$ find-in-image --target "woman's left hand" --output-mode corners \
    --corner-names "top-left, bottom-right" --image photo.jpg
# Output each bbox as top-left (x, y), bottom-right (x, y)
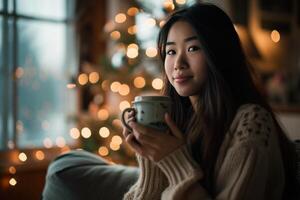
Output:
top-left (126, 113), bottom-right (185, 162)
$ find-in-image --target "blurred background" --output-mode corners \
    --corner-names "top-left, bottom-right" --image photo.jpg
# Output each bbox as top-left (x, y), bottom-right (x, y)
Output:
top-left (0, 0), bottom-right (299, 199)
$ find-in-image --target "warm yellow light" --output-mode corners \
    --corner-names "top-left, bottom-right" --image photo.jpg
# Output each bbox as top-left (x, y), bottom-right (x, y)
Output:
top-left (97, 109), bottom-right (109, 121)
top-left (112, 119), bottom-right (122, 128)
top-left (9, 178), bottom-right (17, 186)
top-left (146, 18), bottom-right (156, 27)
top-left (43, 138), bottom-right (53, 148)
top-left (110, 81), bottom-right (121, 92)
top-left (119, 84), bottom-right (130, 96)
top-left (176, 0), bottom-right (186, 4)
top-left (67, 83), bottom-right (76, 89)
top-left (146, 47), bottom-right (158, 58)
top-left (164, 0), bottom-right (175, 11)
top-left (271, 30), bottom-right (280, 43)
top-left (152, 78), bottom-right (163, 90)
top-left (112, 135), bottom-right (123, 145)
top-left (127, 48), bottom-right (138, 59)
top-left (101, 80), bottom-right (109, 91)
top-left (81, 127), bottom-right (92, 139)
top-left (56, 137), bottom-right (66, 148)
top-left (119, 101), bottom-right (130, 111)
top-left (61, 146), bottom-right (71, 153)
top-left (128, 43), bottom-right (138, 49)
top-left (89, 72), bottom-right (100, 83)
top-left (110, 142), bottom-right (120, 151)
top-left (98, 146), bottom-right (109, 156)
top-left (70, 128), bottom-right (80, 139)
top-left (133, 76), bottom-right (146, 88)
top-left (115, 13), bottom-right (127, 23)
top-left (35, 150), bottom-right (45, 161)
top-left (128, 25), bottom-right (137, 35)
top-left (15, 67), bottom-right (24, 79)
top-left (18, 152), bottom-right (27, 162)
top-left (99, 127), bottom-right (110, 138)
top-left (8, 166), bottom-right (16, 174)
top-left (110, 31), bottom-right (121, 40)
top-left (159, 20), bottom-right (166, 28)
top-left (78, 73), bottom-right (88, 85)
top-left (127, 7), bottom-right (139, 16)
top-left (104, 20), bottom-right (114, 33)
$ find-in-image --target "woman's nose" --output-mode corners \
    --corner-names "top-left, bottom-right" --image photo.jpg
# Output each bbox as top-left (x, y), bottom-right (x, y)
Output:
top-left (174, 52), bottom-right (187, 70)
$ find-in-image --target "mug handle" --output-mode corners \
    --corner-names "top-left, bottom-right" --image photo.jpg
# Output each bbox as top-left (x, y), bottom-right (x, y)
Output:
top-left (121, 107), bottom-right (136, 132)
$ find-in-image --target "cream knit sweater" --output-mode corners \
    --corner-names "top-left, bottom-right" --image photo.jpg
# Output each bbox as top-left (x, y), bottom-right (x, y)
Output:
top-left (123, 104), bottom-right (285, 200)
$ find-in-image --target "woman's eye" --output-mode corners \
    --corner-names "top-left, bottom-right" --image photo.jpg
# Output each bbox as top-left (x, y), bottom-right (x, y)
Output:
top-left (166, 49), bottom-right (176, 55)
top-left (188, 46), bottom-right (200, 52)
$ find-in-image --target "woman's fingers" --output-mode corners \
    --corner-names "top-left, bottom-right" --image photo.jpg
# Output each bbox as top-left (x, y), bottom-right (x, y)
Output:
top-left (165, 113), bottom-right (183, 139)
top-left (125, 134), bottom-right (143, 155)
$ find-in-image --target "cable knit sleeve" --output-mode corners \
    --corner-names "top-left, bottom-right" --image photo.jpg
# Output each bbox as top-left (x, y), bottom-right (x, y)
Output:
top-left (156, 104), bottom-right (281, 200)
top-left (123, 154), bottom-right (168, 200)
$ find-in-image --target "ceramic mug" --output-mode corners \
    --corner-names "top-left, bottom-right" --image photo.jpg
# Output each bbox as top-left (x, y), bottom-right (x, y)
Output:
top-left (121, 96), bottom-right (171, 131)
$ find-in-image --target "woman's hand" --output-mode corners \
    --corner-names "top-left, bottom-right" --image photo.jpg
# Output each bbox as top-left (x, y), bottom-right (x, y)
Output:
top-left (122, 113), bottom-right (185, 162)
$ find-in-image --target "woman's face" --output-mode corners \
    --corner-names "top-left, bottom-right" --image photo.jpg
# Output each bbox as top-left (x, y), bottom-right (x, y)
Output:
top-left (164, 21), bottom-right (207, 97)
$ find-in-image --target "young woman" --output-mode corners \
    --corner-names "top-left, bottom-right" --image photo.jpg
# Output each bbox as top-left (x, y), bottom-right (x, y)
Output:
top-left (123, 3), bottom-right (298, 200)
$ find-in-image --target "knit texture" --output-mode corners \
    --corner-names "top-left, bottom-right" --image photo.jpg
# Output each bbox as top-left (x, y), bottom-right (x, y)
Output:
top-left (123, 104), bottom-right (285, 200)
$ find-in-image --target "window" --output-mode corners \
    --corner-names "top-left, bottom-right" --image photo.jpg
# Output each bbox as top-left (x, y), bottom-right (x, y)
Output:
top-left (0, 0), bottom-right (77, 150)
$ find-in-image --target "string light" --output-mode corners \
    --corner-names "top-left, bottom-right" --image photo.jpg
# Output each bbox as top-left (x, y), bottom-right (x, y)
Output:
top-left (69, 128), bottom-right (80, 139)
top-left (146, 47), bottom-right (158, 57)
top-left (176, 0), bottom-right (186, 4)
top-left (271, 30), bottom-right (280, 43)
top-left (35, 150), bottom-right (45, 161)
top-left (101, 80), bottom-right (110, 91)
top-left (89, 72), bottom-right (100, 83)
top-left (56, 137), bottom-right (66, 148)
top-left (110, 81), bottom-right (121, 92)
top-left (8, 166), bottom-right (16, 174)
top-left (112, 135), bottom-right (123, 145)
top-left (43, 138), bottom-right (53, 148)
top-left (78, 73), bottom-right (88, 85)
top-left (81, 127), bottom-right (92, 139)
top-left (97, 109), bottom-right (109, 121)
top-left (115, 13), bottom-right (127, 23)
top-left (99, 127), bottom-right (110, 138)
top-left (112, 119), bottom-right (122, 128)
top-left (98, 146), bottom-right (109, 156)
top-left (15, 67), bottom-right (24, 79)
top-left (152, 78), bottom-right (164, 90)
top-left (9, 178), bottom-right (17, 186)
top-left (146, 18), bottom-right (156, 27)
top-left (110, 31), bottom-right (121, 40)
top-left (127, 7), bottom-right (139, 16)
top-left (119, 101), bottom-right (130, 111)
top-left (128, 25), bottom-right (137, 35)
top-left (127, 43), bottom-right (139, 59)
top-left (110, 142), bottom-right (121, 151)
top-left (104, 20), bottom-right (115, 33)
top-left (18, 152), bottom-right (27, 162)
top-left (118, 84), bottom-right (130, 96)
top-left (159, 20), bottom-right (166, 27)
top-left (133, 76), bottom-right (146, 88)
top-left (163, 0), bottom-right (175, 11)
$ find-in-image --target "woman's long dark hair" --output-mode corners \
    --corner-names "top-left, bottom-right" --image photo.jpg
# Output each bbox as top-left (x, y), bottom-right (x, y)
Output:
top-left (158, 3), bottom-right (298, 198)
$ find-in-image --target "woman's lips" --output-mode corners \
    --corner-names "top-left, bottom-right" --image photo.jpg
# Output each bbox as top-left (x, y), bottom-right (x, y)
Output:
top-left (173, 76), bottom-right (192, 83)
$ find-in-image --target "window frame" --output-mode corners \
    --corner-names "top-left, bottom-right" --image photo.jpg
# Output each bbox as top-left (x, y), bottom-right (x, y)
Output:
top-left (0, 0), bottom-right (78, 171)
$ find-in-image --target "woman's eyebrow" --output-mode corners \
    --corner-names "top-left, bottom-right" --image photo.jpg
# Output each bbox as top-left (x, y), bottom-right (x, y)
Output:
top-left (166, 36), bottom-right (198, 46)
